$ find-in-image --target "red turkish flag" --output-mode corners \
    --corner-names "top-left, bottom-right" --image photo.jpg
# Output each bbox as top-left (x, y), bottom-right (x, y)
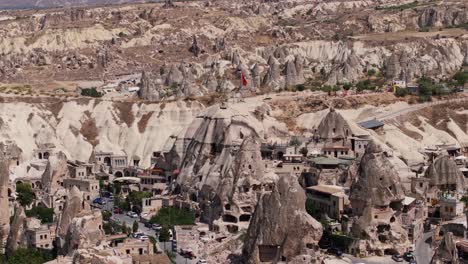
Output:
top-left (241, 72), bottom-right (248, 87)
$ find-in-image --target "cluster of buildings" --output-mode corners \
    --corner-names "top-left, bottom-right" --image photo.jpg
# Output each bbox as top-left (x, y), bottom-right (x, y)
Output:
top-left (0, 140), bottom-right (178, 263)
top-left (3, 104), bottom-right (468, 262)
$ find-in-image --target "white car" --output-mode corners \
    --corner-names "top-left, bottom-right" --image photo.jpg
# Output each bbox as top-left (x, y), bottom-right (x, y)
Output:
top-left (139, 235), bottom-right (149, 240)
top-left (132, 232), bottom-right (144, 238)
top-left (127, 211), bottom-right (138, 218)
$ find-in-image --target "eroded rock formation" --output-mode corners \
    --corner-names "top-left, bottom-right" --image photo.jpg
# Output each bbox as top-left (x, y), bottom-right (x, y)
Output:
top-left (316, 108), bottom-right (351, 141)
top-left (5, 206), bottom-right (27, 255)
top-left (242, 174), bottom-right (323, 263)
top-left (170, 104), bottom-right (286, 229)
top-left (431, 232), bottom-right (459, 264)
top-left (424, 154), bottom-right (466, 192)
top-left (349, 141), bottom-right (409, 256)
top-left (56, 186), bottom-right (104, 255)
top-left (0, 150), bottom-right (10, 252)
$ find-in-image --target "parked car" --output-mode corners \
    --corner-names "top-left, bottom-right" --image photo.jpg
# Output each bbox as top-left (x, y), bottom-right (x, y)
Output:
top-left (113, 207), bottom-right (122, 214)
top-left (144, 222), bottom-right (152, 228)
top-left (392, 254), bottom-right (404, 262)
top-left (139, 235), bottom-right (149, 240)
top-left (196, 260), bottom-right (208, 264)
top-left (127, 211), bottom-right (138, 218)
top-left (93, 198), bottom-right (104, 205)
top-left (403, 251), bottom-right (415, 262)
top-left (327, 247), bottom-right (343, 257)
top-left (132, 232), bottom-right (145, 238)
top-left (152, 224), bottom-right (162, 231)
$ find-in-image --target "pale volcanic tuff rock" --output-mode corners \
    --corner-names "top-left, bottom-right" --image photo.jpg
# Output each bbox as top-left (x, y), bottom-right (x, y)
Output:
top-left (349, 141), bottom-right (409, 255)
top-left (0, 151), bottom-right (10, 252)
top-left (350, 141), bottom-right (405, 214)
top-left (242, 174), bottom-right (323, 264)
top-left (424, 154), bottom-right (466, 192)
top-left (56, 186), bottom-right (104, 255)
top-left (315, 107), bottom-right (352, 140)
top-left (431, 232), bottom-right (459, 264)
top-left (170, 104), bottom-right (287, 224)
top-left (41, 151), bottom-right (69, 193)
top-left (139, 70), bottom-right (163, 101)
top-left (5, 206), bottom-right (27, 255)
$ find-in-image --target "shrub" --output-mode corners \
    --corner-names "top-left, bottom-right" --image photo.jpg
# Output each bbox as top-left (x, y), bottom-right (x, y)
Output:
top-left (25, 206), bottom-right (54, 224)
top-left (150, 207), bottom-right (195, 228)
top-left (296, 84), bottom-right (306, 91)
top-left (394, 87), bottom-right (409, 97)
top-left (102, 210), bottom-right (112, 221)
top-left (342, 82), bottom-right (352, 90)
top-left (453, 71), bottom-right (468, 87)
top-left (80, 88), bottom-right (102, 98)
top-left (16, 182), bottom-right (35, 207)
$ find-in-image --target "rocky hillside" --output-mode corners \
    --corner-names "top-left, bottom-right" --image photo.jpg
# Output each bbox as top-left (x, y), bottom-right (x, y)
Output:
top-left (2, 93), bottom-right (468, 180)
top-left (0, 97), bottom-right (203, 168)
top-left (0, 0), bottom-right (466, 99)
top-left (0, 0), bottom-right (143, 9)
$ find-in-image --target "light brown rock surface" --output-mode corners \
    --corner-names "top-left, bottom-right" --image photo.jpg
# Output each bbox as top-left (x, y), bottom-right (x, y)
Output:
top-left (425, 154), bottom-right (466, 192)
top-left (5, 205), bottom-right (27, 255)
top-left (0, 150), bottom-right (10, 252)
top-left (56, 186), bottom-right (104, 255)
top-left (431, 232), bottom-right (459, 264)
top-left (349, 141), bottom-right (409, 256)
top-left (242, 174), bottom-right (322, 264)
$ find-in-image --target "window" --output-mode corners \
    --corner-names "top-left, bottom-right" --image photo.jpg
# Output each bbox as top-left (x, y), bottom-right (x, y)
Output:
top-left (419, 182), bottom-right (423, 188)
top-left (40, 235), bottom-right (43, 239)
top-left (44, 235), bottom-right (47, 239)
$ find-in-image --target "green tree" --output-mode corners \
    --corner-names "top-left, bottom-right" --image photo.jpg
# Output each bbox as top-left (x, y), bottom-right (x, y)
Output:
top-left (132, 220), bottom-right (139, 233)
top-left (122, 222), bottom-right (127, 234)
top-left (25, 206), bottom-right (54, 224)
top-left (289, 137), bottom-right (302, 147)
top-left (80, 88), bottom-right (102, 98)
top-left (103, 222), bottom-right (113, 235)
top-left (149, 236), bottom-right (158, 253)
top-left (299, 147), bottom-right (308, 157)
top-left (16, 183), bottom-right (35, 207)
top-left (102, 210), bottom-right (112, 221)
top-left (159, 226), bottom-right (171, 242)
top-left (356, 79), bottom-right (374, 92)
top-left (453, 71), bottom-right (468, 87)
top-left (394, 87), bottom-right (408, 97)
top-left (296, 84), bottom-right (306, 91)
top-left (150, 207), bottom-right (195, 228)
top-left (367, 69), bottom-right (377, 77)
top-left (6, 248), bottom-right (51, 264)
top-left (342, 82), bottom-right (352, 90)
top-left (126, 191), bottom-right (152, 213)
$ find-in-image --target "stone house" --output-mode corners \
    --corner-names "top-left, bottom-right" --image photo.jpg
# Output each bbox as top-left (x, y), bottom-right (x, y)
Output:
top-left (26, 224), bottom-right (55, 250)
top-left (63, 178), bottom-right (100, 201)
top-left (306, 185), bottom-right (348, 220)
top-left (114, 238), bottom-right (154, 256)
top-left (439, 195), bottom-right (465, 220)
top-left (401, 196), bottom-right (427, 244)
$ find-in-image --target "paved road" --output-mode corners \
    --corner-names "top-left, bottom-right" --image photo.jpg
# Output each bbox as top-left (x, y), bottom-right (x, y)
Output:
top-left (343, 254), bottom-right (400, 264)
top-left (415, 231), bottom-right (434, 264)
top-left (105, 202), bottom-right (195, 264)
top-left (372, 97), bottom-right (468, 122)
